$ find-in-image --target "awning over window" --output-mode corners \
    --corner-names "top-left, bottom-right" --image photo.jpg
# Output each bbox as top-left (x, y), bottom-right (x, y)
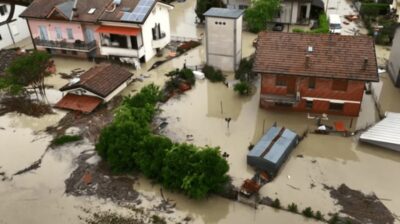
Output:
top-left (96, 26), bottom-right (141, 36)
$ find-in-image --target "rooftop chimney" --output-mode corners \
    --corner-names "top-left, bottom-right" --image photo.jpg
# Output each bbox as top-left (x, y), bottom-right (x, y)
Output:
top-left (363, 57), bottom-right (368, 70)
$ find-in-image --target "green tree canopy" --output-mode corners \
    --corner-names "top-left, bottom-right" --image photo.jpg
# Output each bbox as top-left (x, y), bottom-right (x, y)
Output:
top-left (3, 51), bottom-right (52, 98)
top-left (244, 0), bottom-right (281, 33)
top-left (195, 0), bottom-right (224, 23)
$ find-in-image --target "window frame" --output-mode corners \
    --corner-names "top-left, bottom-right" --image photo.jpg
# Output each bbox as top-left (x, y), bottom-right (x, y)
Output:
top-left (66, 28), bottom-right (74, 40)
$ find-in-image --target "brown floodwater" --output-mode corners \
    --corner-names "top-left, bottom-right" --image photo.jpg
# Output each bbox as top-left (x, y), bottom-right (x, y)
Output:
top-left (159, 77), bottom-right (400, 220)
top-left (2, 0), bottom-right (400, 223)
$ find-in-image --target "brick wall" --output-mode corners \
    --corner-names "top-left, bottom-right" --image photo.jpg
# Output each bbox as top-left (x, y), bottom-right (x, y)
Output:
top-left (260, 74), bottom-right (365, 116)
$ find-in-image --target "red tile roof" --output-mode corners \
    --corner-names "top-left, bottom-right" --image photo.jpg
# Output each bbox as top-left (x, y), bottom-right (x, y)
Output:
top-left (60, 63), bottom-right (133, 98)
top-left (253, 32), bottom-right (379, 82)
top-left (55, 93), bottom-right (102, 113)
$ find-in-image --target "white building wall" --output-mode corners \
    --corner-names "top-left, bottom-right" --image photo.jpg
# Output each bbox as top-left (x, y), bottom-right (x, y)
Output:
top-left (0, 5), bottom-right (30, 49)
top-left (274, 1), bottom-right (311, 24)
top-left (224, 0), bottom-right (251, 9)
top-left (141, 3), bottom-right (172, 62)
top-left (388, 27), bottom-right (400, 87)
top-left (235, 15), bottom-right (242, 69)
top-left (206, 15), bottom-right (242, 71)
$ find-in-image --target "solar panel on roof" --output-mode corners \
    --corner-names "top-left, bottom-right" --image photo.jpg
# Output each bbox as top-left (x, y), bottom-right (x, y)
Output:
top-left (121, 0), bottom-right (155, 23)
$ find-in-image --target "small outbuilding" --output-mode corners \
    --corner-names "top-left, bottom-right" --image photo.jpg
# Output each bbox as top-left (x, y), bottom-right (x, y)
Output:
top-left (56, 63), bottom-right (133, 113)
top-left (204, 7), bottom-right (243, 71)
top-left (247, 126), bottom-right (299, 177)
top-left (360, 112), bottom-right (400, 152)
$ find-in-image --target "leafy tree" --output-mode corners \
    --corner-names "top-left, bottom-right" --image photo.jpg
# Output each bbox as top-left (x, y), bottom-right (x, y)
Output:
top-left (135, 135), bottom-right (172, 180)
top-left (96, 121), bottom-right (150, 172)
top-left (195, 0), bottom-right (224, 23)
top-left (5, 51), bottom-right (52, 100)
top-left (181, 147), bottom-right (229, 198)
top-left (162, 144), bottom-right (197, 190)
top-left (244, 0), bottom-right (281, 33)
top-left (123, 84), bottom-right (162, 108)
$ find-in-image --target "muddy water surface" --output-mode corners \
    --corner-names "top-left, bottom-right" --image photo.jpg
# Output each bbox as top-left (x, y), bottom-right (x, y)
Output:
top-left (159, 77), bottom-right (400, 220)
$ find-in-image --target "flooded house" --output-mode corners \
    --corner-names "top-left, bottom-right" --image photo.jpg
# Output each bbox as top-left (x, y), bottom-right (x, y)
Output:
top-left (55, 63), bottom-right (133, 113)
top-left (0, 4), bottom-right (30, 49)
top-left (20, 0), bottom-right (173, 63)
top-left (204, 8), bottom-right (243, 71)
top-left (388, 26), bottom-right (400, 87)
top-left (253, 32), bottom-right (379, 117)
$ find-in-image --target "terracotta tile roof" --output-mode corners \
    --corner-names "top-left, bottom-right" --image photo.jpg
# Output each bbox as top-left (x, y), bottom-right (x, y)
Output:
top-left (60, 63), bottom-right (133, 98)
top-left (55, 93), bottom-right (102, 113)
top-left (20, 0), bottom-right (112, 23)
top-left (253, 32), bottom-right (379, 82)
top-left (0, 49), bottom-right (23, 76)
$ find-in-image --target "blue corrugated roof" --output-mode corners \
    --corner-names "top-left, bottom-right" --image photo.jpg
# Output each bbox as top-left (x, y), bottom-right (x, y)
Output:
top-left (248, 127), bottom-right (297, 164)
top-left (264, 130), bottom-right (297, 163)
top-left (248, 127), bottom-right (281, 157)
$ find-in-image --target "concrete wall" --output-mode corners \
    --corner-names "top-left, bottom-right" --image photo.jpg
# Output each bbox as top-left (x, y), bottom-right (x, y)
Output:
top-left (0, 5), bottom-right (30, 49)
top-left (260, 74), bottom-right (366, 116)
top-left (205, 15), bottom-right (242, 71)
top-left (388, 27), bottom-right (400, 87)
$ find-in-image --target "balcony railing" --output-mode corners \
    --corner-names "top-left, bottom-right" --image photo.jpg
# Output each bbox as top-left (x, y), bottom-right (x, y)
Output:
top-left (34, 38), bottom-right (97, 52)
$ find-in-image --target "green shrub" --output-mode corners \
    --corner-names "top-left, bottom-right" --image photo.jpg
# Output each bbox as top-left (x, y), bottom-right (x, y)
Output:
top-left (315, 211), bottom-right (324, 220)
top-left (328, 213), bottom-right (340, 224)
top-left (162, 144), bottom-right (229, 199)
top-left (360, 3), bottom-right (390, 17)
top-left (202, 65), bottom-right (225, 82)
top-left (235, 57), bottom-right (254, 81)
top-left (234, 81), bottom-right (251, 95)
top-left (302, 207), bottom-right (314, 218)
top-left (123, 84), bottom-right (162, 108)
top-left (287, 203), bottom-right (298, 213)
top-left (312, 13), bottom-right (329, 34)
top-left (52, 135), bottom-right (82, 146)
top-left (292, 28), bottom-right (306, 33)
top-left (271, 198), bottom-right (281, 208)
